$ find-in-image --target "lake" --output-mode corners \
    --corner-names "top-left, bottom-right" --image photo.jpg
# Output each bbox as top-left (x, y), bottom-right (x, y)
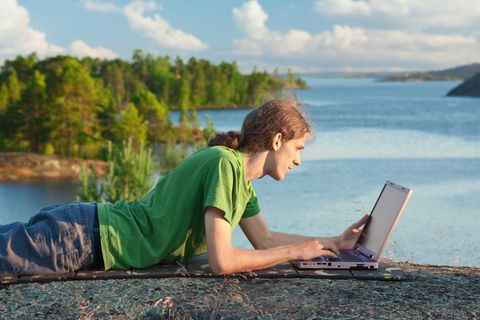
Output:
top-left (1, 78), bottom-right (479, 267)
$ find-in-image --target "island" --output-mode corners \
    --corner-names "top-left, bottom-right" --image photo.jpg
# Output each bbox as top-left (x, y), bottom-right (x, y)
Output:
top-left (447, 72), bottom-right (480, 97)
top-left (378, 63), bottom-right (480, 82)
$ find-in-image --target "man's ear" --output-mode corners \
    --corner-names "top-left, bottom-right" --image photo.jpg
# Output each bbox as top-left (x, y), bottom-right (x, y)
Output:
top-left (272, 133), bottom-right (283, 151)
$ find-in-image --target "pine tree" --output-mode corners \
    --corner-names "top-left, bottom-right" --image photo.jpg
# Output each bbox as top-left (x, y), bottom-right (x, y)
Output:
top-left (133, 90), bottom-right (169, 141)
top-left (111, 102), bottom-right (148, 148)
top-left (77, 139), bottom-right (154, 203)
top-left (191, 66), bottom-right (206, 107)
top-left (0, 84), bottom-right (9, 112)
top-left (45, 57), bottom-right (103, 157)
top-left (18, 70), bottom-right (49, 153)
top-left (7, 70), bottom-right (22, 103)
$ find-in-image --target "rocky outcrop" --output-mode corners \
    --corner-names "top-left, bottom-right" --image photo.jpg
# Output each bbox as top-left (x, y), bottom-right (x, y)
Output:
top-left (447, 72), bottom-right (480, 97)
top-left (0, 262), bottom-right (478, 319)
top-left (0, 152), bottom-right (107, 181)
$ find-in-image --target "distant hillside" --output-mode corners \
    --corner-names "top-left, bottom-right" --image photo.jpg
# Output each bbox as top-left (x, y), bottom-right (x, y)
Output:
top-left (447, 72), bottom-right (480, 97)
top-left (302, 71), bottom-right (401, 79)
top-left (379, 63), bottom-right (480, 82)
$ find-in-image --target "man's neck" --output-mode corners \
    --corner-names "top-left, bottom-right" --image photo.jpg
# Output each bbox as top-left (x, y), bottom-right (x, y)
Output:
top-left (241, 150), bottom-right (268, 181)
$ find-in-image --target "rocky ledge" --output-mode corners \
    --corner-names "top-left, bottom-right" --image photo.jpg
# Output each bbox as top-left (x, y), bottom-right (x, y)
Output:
top-left (0, 152), bottom-right (106, 182)
top-left (0, 262), bottom-right (478, 319)
top-left (447, 72), bottom-right (480, 97)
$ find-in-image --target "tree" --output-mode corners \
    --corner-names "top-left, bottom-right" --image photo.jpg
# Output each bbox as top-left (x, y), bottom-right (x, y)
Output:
top-left (101, 60), bottom-right (131, 109)
top-left (17, 70), bottom-right (49, 153)
top-left (178, 69), bottom-right (192, 125)
top-left (78, 139), bottom-right (154, 203)
top-left (146, 56), bottom-right (172, 104)
top-left (45, 56), bottom-right (103, 157)
top-left (6, 70), bottom-right (22, 103)
top-left (0, 84), bottom-right (8, 112)
top-left (133, 90), bottom-right (169, 141)
top-left (0, 51), bottom-right (304, 156)
top-left (0, 70), bottom-right (28, 151)
top-left (111, 102), bottom-right (148, 148)
top-left (190, 65), bottom-right (206, 107)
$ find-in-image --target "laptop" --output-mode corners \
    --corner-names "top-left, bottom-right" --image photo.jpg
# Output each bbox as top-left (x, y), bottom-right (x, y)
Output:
top-left (293, 180), bottom-right (412, 270)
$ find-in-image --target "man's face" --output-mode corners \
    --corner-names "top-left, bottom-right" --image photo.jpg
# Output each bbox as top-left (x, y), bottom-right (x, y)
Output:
top-left (267, 135), bottom-right (306, 181)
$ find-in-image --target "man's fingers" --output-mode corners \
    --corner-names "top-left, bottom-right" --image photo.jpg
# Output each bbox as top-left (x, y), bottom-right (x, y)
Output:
top-left (352, 214), bottom-right (369, 229)
top-left (323, 244), bottom-right (340, 256)
top-left (320, 250), bottom-right (338, 258)
top-left (310, 239), bottom-right (340, 256)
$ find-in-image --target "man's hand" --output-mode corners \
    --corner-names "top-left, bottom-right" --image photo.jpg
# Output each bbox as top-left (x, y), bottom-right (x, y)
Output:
top-left (295, 239), bottom-right (339, 260)
top-left (337, 214), bottom-right (370, 250)
top-left (205, 208), bottom-right (340, 274)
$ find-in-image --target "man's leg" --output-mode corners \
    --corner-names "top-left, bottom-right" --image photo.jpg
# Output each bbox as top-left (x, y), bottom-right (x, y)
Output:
top-left (0, 202), bottom-right (98, 275)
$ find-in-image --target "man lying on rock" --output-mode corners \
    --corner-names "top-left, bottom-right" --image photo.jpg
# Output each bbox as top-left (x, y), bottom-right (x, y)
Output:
top-left (0, 99), bottom-right (367, 276)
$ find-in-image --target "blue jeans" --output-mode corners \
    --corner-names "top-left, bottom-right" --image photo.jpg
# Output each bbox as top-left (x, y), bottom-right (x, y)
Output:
top-left (0, 202), bottom-right (100, 276)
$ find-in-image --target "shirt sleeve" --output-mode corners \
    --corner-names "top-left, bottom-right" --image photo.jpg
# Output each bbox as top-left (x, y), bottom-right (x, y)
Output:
top-left (242, 188), bottom-right (260, 218)
top-left (203, 157), bottom-right (237, 224)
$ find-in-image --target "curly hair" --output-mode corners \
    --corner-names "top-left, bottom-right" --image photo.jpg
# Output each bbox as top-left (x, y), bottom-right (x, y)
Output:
top-left (208, 99), bottom-right (312, 152)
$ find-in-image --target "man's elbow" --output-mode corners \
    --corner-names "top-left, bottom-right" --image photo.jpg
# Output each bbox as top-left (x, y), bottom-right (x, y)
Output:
top-left (210, 265), bottom-right (230, 275)
top-left (208, 254), bottom-right (234, 275)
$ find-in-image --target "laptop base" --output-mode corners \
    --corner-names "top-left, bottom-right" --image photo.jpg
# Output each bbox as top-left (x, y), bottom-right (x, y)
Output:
top-left (293, 250), bottom-right (379, 270)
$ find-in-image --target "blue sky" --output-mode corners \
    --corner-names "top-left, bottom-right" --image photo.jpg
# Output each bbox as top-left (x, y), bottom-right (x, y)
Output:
top-left (1, 0), bottom-right (479, 73)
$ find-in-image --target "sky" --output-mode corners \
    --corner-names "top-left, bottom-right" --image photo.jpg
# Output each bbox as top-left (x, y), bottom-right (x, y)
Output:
top-left (1, 0), bottom-right (480, 73)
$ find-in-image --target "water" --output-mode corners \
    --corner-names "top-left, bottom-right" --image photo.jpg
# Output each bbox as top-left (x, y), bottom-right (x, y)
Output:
top-left (1, 78), bottom-right (479, 267)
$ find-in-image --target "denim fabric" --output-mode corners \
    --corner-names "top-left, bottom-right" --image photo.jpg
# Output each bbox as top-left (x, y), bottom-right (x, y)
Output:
top-left (0, 202), bottom-right (98, 275)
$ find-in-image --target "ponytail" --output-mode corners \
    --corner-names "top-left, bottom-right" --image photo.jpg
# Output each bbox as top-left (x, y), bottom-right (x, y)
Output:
top-left (208, 131), bottom-right (243, 150)
top-left (208, 99), bottom-right (312, 153)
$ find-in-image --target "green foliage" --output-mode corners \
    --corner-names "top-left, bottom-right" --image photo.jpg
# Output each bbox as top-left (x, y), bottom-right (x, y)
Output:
top-left (17, 70), bottom-right (49, 153)
top-left (133, 90), bottom-right (169, 141)
top-left (77, 139), bottom-right (154, 203)
top-left (43, 56), bottom-right (104, 157)
top-left (0, 51), bottom-right (306, 158)
top-left (285, 69), bottom-right (308, 89)
top-left (162, 139), bottom-right (193, 170)
top-left (111, 102), bottom-right (148, 148)
top-left (78, 161), bottom-right (100, 202)
top-left (203, 115), bottom-right (216, 143)
top-left (6, 70), bottom-right (22, 103)
top-left (0, 84), bottom-right (9, 112)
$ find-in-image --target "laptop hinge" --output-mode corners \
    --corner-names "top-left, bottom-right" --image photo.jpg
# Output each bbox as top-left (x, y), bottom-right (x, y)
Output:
top-left (355, 244), bottom-right (377, 261)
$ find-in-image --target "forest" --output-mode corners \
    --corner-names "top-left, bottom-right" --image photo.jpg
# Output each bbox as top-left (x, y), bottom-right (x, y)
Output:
top-left (0, 50), bottom-right (306, 159)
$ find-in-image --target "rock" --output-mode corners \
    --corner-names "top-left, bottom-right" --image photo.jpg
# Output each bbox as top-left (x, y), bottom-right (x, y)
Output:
top-left (0, 262), bottom-right (479, 319)
top-left (0, 152), bottom-right (107, 181)
top-left (447, 72), bottom-right (480, 97)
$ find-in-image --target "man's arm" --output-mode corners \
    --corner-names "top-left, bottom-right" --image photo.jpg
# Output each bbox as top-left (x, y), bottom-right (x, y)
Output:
top-left (204, 207), bottom-right (338, 275)
top-left (239, 213), bottom-right (369, 251)
top-left (239, 213), bottom-right (339, 249)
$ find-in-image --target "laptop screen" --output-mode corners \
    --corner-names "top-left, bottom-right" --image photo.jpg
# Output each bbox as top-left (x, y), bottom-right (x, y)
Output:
top-left (357, 182), bottom-right (411, 259)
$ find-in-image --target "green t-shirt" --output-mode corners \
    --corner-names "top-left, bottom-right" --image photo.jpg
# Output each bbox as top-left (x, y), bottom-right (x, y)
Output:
top-left (97, 146), bottom-right (260, 270)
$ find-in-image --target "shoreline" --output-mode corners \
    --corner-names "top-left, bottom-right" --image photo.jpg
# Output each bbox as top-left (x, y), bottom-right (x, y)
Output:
top-left (0, 152), bottom-right (107, 182)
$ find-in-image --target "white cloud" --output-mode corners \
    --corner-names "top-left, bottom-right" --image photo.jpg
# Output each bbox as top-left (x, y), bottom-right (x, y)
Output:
top-left (123, 1), bottom-right (207, 51)
top-left (82, 0), bottom-right (120, 13)
top-left (232, 2), bottom-right (370, 57)
top-left (69, 40), bottom-right (119, 59)
top-left (232, 1), bottom-right (315, 56)
top-left (81, 0), bottom-right (207, 52)
top-left (0, 0), bottom-right (64, 63)
top-left (314, 0), bottom-right (373, 15)
top-left (232, 1), bottom-right (269, 40)
top-left (314, 0), bottom-right (480, 29)
top-left (232, 0), bottom-right (480, 71)
top-left (232, 39), bottom-right (263, 56)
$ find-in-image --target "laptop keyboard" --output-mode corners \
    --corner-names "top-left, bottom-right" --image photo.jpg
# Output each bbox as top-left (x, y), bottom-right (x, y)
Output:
top-left (320, 251), bottom-right (366, 262)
